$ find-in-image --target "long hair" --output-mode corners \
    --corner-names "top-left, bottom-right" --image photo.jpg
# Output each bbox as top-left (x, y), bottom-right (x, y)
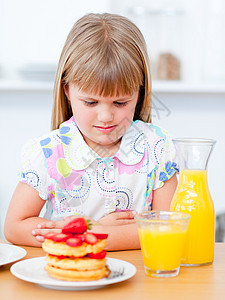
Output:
top-left (51, 13), bottom-right (152, 130)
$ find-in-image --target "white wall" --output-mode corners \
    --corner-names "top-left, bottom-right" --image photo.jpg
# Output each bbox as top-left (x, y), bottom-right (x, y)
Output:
top-left (111, 0), bottom-right (225, 82)
top-left (0, 0), bottom-right (111, 78)
top-left (1, 0), bottom-right (225, 82)
top-left (152, 91), bottom-right (225, 215)
top-left (0, 90), bottom-right (53, 238)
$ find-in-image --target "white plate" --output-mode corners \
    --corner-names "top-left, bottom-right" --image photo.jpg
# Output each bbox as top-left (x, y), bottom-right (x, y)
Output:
top-left (0, 244), bottom-right (27, 266)
top-left (10, 257), bottom-right (136, 290)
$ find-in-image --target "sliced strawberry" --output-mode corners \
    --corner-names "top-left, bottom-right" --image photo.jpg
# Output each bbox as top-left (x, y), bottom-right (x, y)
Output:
top-left (51, 233), bottom-right (73, 242)
top-left (62, 217), bottom-right (92, 234)
top-left (75, 234), bottom-right (85, 242)
top-left (84, 233), bottom-right (98, 245)
top-left (44, 232), bottom-right (57, 240)
top-left (88, 250), bottom-right (107, 259)
top-left (49, 254), bottom-right (87, 259)
top-left (66, 237), bottom-right (83, 247)
top-left (49, 254), bottom-right (68, 259)
top-left (89, 232), bottom-right (108, 240)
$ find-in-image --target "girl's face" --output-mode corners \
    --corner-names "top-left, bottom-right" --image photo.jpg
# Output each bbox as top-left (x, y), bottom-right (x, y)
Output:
top-left (65, 84), bottom-right (139, 156)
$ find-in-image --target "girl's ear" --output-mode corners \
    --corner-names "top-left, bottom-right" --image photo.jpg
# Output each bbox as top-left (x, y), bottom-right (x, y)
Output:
top-left (63, 84), bottom-right (70, 100)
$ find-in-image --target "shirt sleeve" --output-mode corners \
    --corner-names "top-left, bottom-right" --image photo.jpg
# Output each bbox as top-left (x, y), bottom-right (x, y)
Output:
top-left (153, 134), bottom-right (179, 190)
top-left (19, 138), bottom-right (49, 200)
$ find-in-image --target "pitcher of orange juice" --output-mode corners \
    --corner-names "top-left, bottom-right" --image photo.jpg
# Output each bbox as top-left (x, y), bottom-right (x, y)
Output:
top-left (170, 138), bottom-right (216, 266)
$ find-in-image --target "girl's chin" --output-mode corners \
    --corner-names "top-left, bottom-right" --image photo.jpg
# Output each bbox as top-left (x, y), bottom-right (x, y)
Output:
top-left (82, 131), bottom-right (122, 148)
top-left (96, 139), bottom-right (120, 147)
top-left (88, 137), bottom-right (121, 149)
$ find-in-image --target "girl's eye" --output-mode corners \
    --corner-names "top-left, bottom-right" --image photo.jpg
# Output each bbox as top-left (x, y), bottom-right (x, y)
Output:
top-left (84, 101), bottom-right (97, 106)
top-left (114, 101), bottom-right (127, 107)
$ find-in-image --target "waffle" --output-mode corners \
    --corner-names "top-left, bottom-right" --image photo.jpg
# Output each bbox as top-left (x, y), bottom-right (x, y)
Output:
top-left (46, 253), bottom-right (107, 269)
top-left (42, 218), bottom-right (110, 281)
top-left (42, 238), bottom-right (106, 257)
top-left (45, 263), bottom-right (110, 281)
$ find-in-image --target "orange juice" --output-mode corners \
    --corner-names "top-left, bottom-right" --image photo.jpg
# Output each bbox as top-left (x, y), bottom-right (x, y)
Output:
top-left (170, 170), bottom-right (215, 265)
top-left (138, 225), bottom-right (187, 271)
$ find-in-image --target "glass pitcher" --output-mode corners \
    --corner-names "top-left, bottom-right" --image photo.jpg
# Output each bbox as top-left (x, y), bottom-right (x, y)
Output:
top-left (170, 138), bottom-right (216, 266)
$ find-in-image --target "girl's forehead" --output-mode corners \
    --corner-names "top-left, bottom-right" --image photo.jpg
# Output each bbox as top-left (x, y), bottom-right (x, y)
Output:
top-left (74, 84), bottom-right (138, 99)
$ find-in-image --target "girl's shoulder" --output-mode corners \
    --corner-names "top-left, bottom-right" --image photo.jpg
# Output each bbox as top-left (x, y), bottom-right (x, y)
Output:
top-left (39, 128), bottom-right (62, 148)
top-left (21, 117), bottom-right (77, 162)
top-left (21, 117), bottom-right (75, 160)
top-left (21, 128), bottom-right (60, 158)
top-left (133, 120), bottom-right (172, 141)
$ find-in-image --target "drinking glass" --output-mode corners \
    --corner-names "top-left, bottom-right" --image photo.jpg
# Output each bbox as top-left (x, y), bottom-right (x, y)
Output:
top-left (135, 211), bottom-right (190, 278)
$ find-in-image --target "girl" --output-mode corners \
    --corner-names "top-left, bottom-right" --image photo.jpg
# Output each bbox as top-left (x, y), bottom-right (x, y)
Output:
top-left (4, 13), bottom-right (178, 249)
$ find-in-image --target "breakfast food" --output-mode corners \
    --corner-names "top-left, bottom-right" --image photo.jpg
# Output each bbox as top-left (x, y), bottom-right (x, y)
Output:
top-left (42, 218), bottom-right (110, 281)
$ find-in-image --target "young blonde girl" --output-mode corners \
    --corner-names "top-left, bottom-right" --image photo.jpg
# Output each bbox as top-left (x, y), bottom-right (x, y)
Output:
top-left (4, 13), bottom-right (178, 249)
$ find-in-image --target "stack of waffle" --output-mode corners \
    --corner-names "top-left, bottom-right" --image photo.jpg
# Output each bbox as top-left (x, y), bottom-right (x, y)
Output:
top-left (42, 218), bottom-right (110, 281)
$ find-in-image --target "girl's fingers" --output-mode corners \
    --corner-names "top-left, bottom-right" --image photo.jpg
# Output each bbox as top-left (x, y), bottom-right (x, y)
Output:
top-left (37, 220), bottom-right (66, 229)
top-left (32, 228), bottom-right (60, 236)
top-left (115, 210), bottom-right (137, 220)
top-left (37, 221), bottom-right (56, 229)
top-left (116, 219), bottom-right (136, 225)
top-left (35, 235), bottom-right (45, 243)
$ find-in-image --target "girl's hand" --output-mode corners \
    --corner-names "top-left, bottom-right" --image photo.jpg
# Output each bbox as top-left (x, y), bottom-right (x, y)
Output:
top-left (31, 219), bottom-right (65, 243)
top-left (31, 216), bottom-right (98, 243)
top-left (98, 210), bottom-right (137, 226)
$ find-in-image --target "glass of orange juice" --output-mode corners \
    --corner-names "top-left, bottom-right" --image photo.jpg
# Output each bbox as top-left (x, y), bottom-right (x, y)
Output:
top-left (135, 211), bottom-right (190, 278)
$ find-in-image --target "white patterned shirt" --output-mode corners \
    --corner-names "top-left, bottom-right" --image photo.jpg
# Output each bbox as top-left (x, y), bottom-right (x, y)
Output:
top-left (20, 117), bottom-right (178, 221)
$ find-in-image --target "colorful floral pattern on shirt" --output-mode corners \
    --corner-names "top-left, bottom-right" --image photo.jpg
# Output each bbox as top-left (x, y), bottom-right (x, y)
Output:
top-left (20, 117), bottom-right (178, 221)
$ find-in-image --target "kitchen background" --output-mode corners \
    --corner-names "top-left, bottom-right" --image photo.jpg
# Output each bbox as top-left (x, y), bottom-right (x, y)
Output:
top-left (0, 0), bottom-right (225, 238)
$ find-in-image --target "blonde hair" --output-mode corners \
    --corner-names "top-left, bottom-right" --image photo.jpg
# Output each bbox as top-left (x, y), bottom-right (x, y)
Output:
top-left (51, 13), bottom-right (152, 130)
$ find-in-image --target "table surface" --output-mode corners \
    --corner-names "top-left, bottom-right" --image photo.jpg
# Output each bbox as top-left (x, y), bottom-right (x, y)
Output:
top-left (1, 241), bottom-right (225, 300)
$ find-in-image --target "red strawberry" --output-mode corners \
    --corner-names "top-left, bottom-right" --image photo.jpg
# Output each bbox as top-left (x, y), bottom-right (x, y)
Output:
top-left (75, 234), bottom-right (85, 242)
top-left (84, 233), bottom-right (98, 245)
top-left (50, 254), bottom-right (68, 259)
top-left (44, 232), bottom-right (57, 240)
top-left (66, 237), bottom-right (83, 247)
top-left (62, 217), bottom-right (92, 234)
top-left (88, 250), bottom-right (107, 259)
top-left (51, 233), bottom-right (73, 242)
top-left (89, 233), bottom-right (108, 240)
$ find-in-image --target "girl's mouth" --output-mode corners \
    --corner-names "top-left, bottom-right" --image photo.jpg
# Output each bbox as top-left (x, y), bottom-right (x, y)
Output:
top-left (94, 125), bottom-right (117, 133)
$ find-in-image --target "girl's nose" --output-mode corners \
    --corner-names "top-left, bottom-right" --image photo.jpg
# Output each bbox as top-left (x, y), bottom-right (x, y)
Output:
top-left (97, 109), bottom-right (113, 123)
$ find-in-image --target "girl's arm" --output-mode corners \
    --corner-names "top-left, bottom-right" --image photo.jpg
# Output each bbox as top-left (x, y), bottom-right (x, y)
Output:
top-left (93, 211), bottom-right (140, 250)
top-left (95, 174), bottom-right (177, 250)
top-left (151, 173), bottom-right (177, 210)
top-left (29, 174), bottom-right (177, 249)
top-left (91, 224), bottom-right (140, 251)
top-left (4, 182), bottom-right (55, 247)
top-left (32, 211), bottom-right (140, 250)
